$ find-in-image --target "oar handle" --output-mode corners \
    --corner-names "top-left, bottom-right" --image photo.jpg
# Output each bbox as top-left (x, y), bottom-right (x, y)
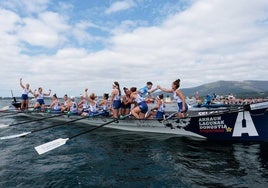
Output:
top-left (0, 111), bottom-right (23, 117)
top-left (69, 114), bottom-right (131, 140)
top-left (31, 116), bottom-right (87, 133)
top-left (69, 119), bottom-right (116, 139)
top-left (34, 114), bottom-right (131, 155)
top-left (9, 113), bottom-right (64, 126)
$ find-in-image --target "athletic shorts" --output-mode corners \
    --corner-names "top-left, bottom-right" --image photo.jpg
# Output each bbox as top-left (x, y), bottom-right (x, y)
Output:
top-left (37, 99), bottom-right (45, 105)
top-left (138, 101), bottom-right (148, 114)
top-left (155, 111), bottom-right (165, 119)
top-left (113, 100), bottom-right (121, 109)
top-left (121, 103), bottom-right (131, 109)
top-left (177, 102), bottom-right (188, 113)
top-left (21, 94), bottom-right (28, 100)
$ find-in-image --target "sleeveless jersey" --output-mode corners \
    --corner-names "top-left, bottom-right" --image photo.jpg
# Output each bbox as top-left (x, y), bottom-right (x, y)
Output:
top-left (36, 93), bottom-right (44, 100)
top-left (22, 89), bottom-right (30, 95)
top-left (134, 94), bottom-right (145, 104)
top-left (158, 101), bottom-right (166, 113)
top-left (173, 90), bottom-right (182, 103)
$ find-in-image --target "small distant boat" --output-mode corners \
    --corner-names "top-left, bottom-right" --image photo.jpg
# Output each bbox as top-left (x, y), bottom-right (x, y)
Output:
top-left (5, 100), bottom-right (268, 142)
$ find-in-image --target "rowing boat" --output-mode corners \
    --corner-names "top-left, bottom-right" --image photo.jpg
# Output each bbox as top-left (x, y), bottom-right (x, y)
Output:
top-left (4, 101), bottom-right (268, 142)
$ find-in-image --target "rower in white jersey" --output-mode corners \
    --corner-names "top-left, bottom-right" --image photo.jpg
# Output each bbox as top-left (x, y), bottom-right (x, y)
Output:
top-left (19, 78), bottom-right (34, 110)
top-left (81, 89), bottom-right (99, 117)
top-left (61, 94), bottom-right (69, 112)
top-left (68, 96), bottom-right (78, 114)
top-left (157, 78), bottom-right (188, 118)
top-left (49, 94), bottom-right (61, 112)
top-left (110, 81), bottom-right (122, 119)
top-left (145, 94), bottom-right (166, 119)
top-left (78, 94), bottom-right (89, 112)
top-left (33, 87), bottom-right (51, 110)
top-left (98, 93), bottom-right (110, 116)
top-left (129, 87), bottom-right (148, 119)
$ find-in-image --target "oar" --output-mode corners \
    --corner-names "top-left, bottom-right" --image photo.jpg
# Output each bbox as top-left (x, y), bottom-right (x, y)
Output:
top-left (163, 112), bottom-right (177, 121)
top-left (0, 106), bottom-right (10, 111)
top-left (0, 113), bottom-right (65, 129)
top-left (34, 114), bottom-right (131, 155)
top-left (0, 113), bottom-right (102, 139)
top-left (0, 111), bottom-right (26, 118)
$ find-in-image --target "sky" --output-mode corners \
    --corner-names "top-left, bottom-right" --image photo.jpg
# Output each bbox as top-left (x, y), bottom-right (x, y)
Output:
top-left (0, 0), bottom-right (268, 97)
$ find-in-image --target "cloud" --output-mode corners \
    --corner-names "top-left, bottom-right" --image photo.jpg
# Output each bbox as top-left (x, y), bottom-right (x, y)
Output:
top-left (1, 0), bottom-right (50, 15)
top-left (1, 0), bottom-right (268, 97)
top-left (105, 0), bottom-right (136, 14)
top-left (17, 11), bottom-right (70, 48)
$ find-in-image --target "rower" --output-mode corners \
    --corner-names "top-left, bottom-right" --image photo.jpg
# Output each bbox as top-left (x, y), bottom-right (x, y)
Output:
top-left (129, 87), bottom-right (148, 119)
top-left (98, 93), bottom-right (110, 117)
top-left (145, 94), bottom-right (166, 120)
top-left (68, 96), bottom-right (78, 115)
top-left (49, 94), bottom-right (61, 113)
top-left (33, 87), bottom-right (51, 111)
top-left (19, 78), bottom-right (34, 110)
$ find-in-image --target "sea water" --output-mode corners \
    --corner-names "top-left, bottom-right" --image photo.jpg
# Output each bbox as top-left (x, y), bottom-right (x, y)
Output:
top-left (0, 99), bottom-right (268, 187)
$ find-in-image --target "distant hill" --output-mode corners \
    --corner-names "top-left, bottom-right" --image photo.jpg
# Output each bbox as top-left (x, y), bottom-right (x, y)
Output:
top-left (154, 80), bottom-right (268, 98)
top-left (181, 80), bottom-right (268, 98)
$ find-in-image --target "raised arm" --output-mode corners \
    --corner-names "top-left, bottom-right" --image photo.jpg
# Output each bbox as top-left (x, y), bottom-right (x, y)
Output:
top-left (151, 99), bottom-right (161, 111)
top-left (19, 78), bottom-right (25, 89)
top-left (29, 89), bottom-right (35, 96)
top-left (157, 85), bottom-right (173, 93)
top-left (44, 89), bottom-right (51, 96)
top-left (148, 87), bottom-right (158, 95)
top-left (84, 88), bottom-right (89, 98)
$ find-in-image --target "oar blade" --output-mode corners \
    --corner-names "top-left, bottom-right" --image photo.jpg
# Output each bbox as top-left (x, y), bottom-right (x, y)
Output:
top-left (0, 132), bottom-right (31, 140)
top-left (35, 138), bottom-right (69, 155)
top-left (0, 124), bottom-right (9, 129)
top-left (0, 106), bottom-right (10, 111)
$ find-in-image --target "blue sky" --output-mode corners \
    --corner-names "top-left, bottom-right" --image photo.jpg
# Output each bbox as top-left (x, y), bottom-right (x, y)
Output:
top-left (0, 0), bottom-right (268, 97)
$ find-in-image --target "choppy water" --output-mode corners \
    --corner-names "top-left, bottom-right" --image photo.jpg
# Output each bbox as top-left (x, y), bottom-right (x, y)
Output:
top-left (1, 99), bottom-right (268, 188)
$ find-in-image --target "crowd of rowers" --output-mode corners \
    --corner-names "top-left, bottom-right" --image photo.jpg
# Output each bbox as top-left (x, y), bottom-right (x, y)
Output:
top-left (19, 78), bottom-right (188, 120)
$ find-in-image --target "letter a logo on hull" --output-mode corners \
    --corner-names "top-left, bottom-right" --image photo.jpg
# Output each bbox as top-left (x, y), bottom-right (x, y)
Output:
top-left (232, 111), bottom-right (258, 137)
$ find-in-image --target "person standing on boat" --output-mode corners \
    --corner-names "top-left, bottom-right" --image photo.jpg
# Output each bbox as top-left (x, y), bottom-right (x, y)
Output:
top-left (121, 87), bottom-right (131, 116)
top-left (33, 87), bottom-right (51, 110)
top-left (129, 87), bottom-right (148, 119)
top-left (19, 78), bottom-right (34, 110)
top-left (145, 94), bottom-right (166, 119)
top-left (49, 94), bottom-right (61, 112)
top-left (110, 81), bottom-right (122, 119)
top-left (157, 79), bottom-right (188, 118)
